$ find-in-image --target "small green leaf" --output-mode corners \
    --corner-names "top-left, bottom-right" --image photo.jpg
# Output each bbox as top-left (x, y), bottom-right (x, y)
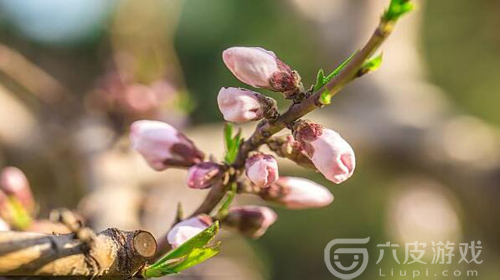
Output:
top-left (216, 182), bottom-right (237, 219)
top-left (314, 69), bottom-right (325, 91)
top-left (314, 51), bottom-right (357, 92)
top-left (7, 197), bottom-right (32, 230)
top-left (169, 244), bottom-right (220, 273)
top-left (143, 258), bottom-right (185, 278)
top-left (383, 0), bottom-right (414, 22)
top-left (358, 53), bottom-right (383, 76)
top-left (319, 91), bottom-right (331, 105)
top-left (224, 123), bottom-right (233, 151)
top-left (160, 222), bottom-right (218, 261)
top-left (223, 123), bottom-right (242, 164)
top-left (143, 222), bottom-right (220, 278)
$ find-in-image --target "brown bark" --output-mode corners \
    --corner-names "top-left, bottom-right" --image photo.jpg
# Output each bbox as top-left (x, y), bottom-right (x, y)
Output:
top-left (0, 229), bottom-right (156, 279)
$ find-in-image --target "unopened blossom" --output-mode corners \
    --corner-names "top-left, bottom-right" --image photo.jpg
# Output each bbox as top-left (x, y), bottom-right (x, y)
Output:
top-left (130, 120), bottom-right (204, 171)
top-left (293, 121), bottom-right (355, 184)
top-left (167, 215), bottom-right (212, 248)
top-left (245, 153), bottom-right (279, 187)
top-left (260, 177), bottom-right (333, 209)
top-left (222, 47), bottom-right (299, 94)
top-left (186, 162), bottom-right (222, 189)
top-left (224, 206), bottom-right (277, 238)
top-left (0, 167), bottom-right (34, 213)
top-left (217, 87), bottom-right (266, 123)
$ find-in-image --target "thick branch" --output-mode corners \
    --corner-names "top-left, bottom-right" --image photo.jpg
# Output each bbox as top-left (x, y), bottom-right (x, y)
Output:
top-left (0, 229), bottom-right (156, 278)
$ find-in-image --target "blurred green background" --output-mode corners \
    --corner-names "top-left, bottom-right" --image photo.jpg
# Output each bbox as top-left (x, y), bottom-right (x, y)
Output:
top-left (0, 0), bottom-right (499, 279)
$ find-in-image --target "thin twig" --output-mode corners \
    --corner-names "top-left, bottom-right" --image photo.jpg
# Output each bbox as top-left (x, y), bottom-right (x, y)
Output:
top-left (189, 19), bottom-right (396, 219)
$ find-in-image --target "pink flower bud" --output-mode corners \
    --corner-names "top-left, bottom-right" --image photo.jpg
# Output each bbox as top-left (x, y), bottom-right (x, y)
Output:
top-left (0, 167), bottom-right (34, 213)
top-left (222, 47), bottom-right (299, 94)
top-left (186, 162), bottom-right (222, 189)
top-left (260, 177), bottom-right (333, 209)
top-left (245, 153), bottom-right (279, 187)
top-left (167, 215), bottom-right (212, 248)
top-left (224, 206), bottom-right (277, 238)
top-left (217, 87), bottom-right (265, 123)
top-left (130, 120), bottom-right (204, 171)
top-left (294, 121), bottom-right (355, 184)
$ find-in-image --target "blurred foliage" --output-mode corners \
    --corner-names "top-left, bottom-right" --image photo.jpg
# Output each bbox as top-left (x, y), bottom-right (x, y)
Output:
top-left (423, 0), bottom-right (500, 125)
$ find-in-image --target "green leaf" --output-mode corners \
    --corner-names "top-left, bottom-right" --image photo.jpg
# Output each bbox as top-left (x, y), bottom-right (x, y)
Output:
top-left (319, 91), bottom-right (331, 105)
top-left (224, 123), bottom-right (233, 152)
top-left (383, 0), bottom-right (414, 22)
top-left (314, 69), bottom-right (325, 91)
top-left (7, 197), bottom-right (32, 230)
top-left (158, 222), bottom-right (219, 261)
top-left (314, 51), bottom-right (357, 92)
top-left (358, 53), bottom-right (383, 76)
top-left (143, 222), bottom-right (220, 278)
top-left (216, 182), bottom-right (237, 219)
top-left (169, 244), bottom-right (220, 273)
top-left (223, 123), bottom-right (242, 164)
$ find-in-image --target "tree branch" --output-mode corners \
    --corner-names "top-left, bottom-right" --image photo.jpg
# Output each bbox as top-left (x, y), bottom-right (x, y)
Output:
top-left (0, 229), bottom-right (156, 278)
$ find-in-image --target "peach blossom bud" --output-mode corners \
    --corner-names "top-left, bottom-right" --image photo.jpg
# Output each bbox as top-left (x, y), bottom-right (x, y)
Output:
top-left (167, 215), bottom-right (212, 248)
top-left (222, 47), bottom-right (299, 94)
top-left (0, 218), bottom-right (9, 231)
top-left (294, 121), bottom-right (355, 184)
top-left (260, 177), bottom-right (333, 209)
top-left (186, 162), bottom-right (222, 189)
top-left (217, 87), bottom-right (264, 123)
top-left (245, 153), bottom-right (279, 187)
top-left (224, 206), bottom-right (277, 238)
top-left (130, 120), bottom-right (204, 171)
top-left (0, 167), bottom-right (34, 213)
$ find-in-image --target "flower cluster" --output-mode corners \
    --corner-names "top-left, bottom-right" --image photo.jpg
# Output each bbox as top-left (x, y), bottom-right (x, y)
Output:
top-left (130, 46), bottom-right (356, 248)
